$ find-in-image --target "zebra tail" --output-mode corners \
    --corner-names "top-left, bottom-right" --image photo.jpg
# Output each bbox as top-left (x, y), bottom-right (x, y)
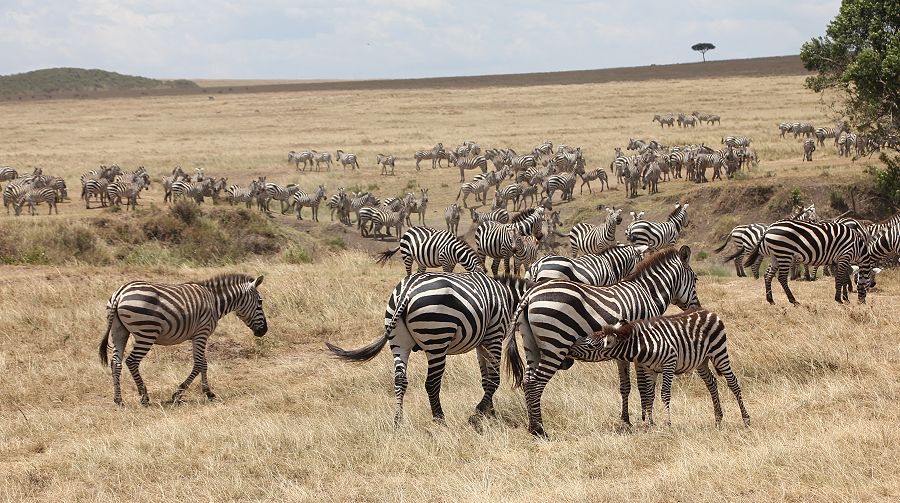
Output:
top-left (324, 294), bottom-right (410, 363)
top-left (98, 297), bottom-right (117, 366)
top-left (713, 233), bottom-right (732, 253)
top-left (722, 247), bottom-right (743, 263)
top-left (375, 246), bottom-right (401, 266)
top-left (455, 188), bottom-right (462, 201)
top-left (743, 241), bottom-right (762, 268)
top-left (503, 298), bottom-right (529, 389)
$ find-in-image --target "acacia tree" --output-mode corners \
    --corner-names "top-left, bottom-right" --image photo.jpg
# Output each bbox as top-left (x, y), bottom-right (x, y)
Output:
top-left (801, 1), bottom-right (900, 210)
top-left (691, 43), bottom-right (715, 62)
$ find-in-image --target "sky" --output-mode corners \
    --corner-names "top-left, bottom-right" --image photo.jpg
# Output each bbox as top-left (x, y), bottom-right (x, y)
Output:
top-left (0, 0), bottom-right (841, 80)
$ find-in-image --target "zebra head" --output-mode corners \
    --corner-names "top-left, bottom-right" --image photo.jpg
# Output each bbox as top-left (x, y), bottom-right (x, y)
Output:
top-left (235, 275), bottom-right (268, 337)
top-left (606, 207), bottom-right (623, 225)
top-left (589, 319), bottom-right (632, 351)
top-left (669, 245), bottom-right (701, 310)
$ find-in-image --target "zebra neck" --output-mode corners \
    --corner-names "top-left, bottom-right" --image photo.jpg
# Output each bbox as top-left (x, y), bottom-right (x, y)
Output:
top-left (204, 282), bottom-right (242, 319)
top-left (630, 273), bottom-right (674, 315)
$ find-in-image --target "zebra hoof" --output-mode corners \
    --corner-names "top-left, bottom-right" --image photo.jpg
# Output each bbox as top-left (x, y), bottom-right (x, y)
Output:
top-left (114, 398), bottom-right (124, 406)
top-left (528, 424), bottom-right (549, 439)
top-left (205, 392), bottom-right (217, 401)
top-left (559, 358), bottom-right (575, 370)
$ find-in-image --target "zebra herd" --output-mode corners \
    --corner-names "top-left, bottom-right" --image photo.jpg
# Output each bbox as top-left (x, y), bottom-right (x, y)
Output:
top-left (2, 167), bottom-right (67, 216)
top-left (778, 121), bottom-right (899, 161)
top-left (652, 112), bottom-right (722, 128)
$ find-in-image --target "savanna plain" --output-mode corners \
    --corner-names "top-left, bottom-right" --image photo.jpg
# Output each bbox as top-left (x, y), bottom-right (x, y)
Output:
top-left (2, 71), bottom-right (899, 502)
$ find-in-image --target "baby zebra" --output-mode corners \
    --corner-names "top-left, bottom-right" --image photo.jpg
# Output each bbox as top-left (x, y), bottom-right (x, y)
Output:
top-left (444, 203), bottom-right (461, 235)
top-left (572, 309), bottom-right (750, 427)
top-left (803, 138), bottom-right (816, 161)
top-left (377, 154), bottom-right (396, 175)
top-left (99, 274), bottom-right (267, 405)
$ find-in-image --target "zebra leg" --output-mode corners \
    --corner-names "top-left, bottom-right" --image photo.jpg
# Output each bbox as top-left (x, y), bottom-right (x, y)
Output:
top-left (660, 361), bottom-right (676, 426)
top-left (635, 366), bottom-right (657, 426)
top-left (125, 336), bottom-right (155, 405)
top-left (751, 256), bottom-right (763, 280)
top-left (834, 261), bottom-right (851, 304)
top-left (108, 319), bottom-right (130, 406)
top-left (490, 258), bottom-right (500, 276)
top-left (173, 336), bottom-right (209, 403)
top-left (424, 351), bottom-right (448, 422)
top-left (503, 256), bottom-right (512, 276)
top-left (617, 361), bottom-right (634, 425)
top-left (472, 343), bottom-right (501, 421)
top-left (776, 262), bottom-right (798, 304)
top-left (696, 360), bottom-right (724, 426)
top-left (712, 353), bottom-right (750, 426)
top-left (734, 251), bottom-right (745, 277)
top-left (763, 263), bottom-right (776, 304)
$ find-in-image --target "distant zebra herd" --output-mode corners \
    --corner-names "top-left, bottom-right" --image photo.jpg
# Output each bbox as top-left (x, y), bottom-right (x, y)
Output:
top-left (2, 167), bottom-right (67, 216)
top-left (652, 111), bottom-right (722, 128)
top-left (778, 121), bottom-right (898, 161)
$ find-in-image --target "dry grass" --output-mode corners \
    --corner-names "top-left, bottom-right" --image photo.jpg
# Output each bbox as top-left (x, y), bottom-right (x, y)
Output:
top-left (1, 74), bottom-right (899, 501)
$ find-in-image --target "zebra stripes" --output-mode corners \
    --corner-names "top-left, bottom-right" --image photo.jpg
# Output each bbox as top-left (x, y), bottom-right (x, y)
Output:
top-left (369, 206), bottom-right (410, 240)
top-left (570, 309), bottom-right (750, 426)
top-left (744, 219), bottom-right (873, 304)
top-left (504, 246), bottom-right (701, 435)
top-left (326, 272), bottom-right (532, 426)
top-left (722, 136), bottom-right (751, 148)
top-left (99, 274), bottom-right (267, 405)
top-left (457, 171), bottom-right (496, 208)
top-left (470, 207), bottom-right (509, 225)
top-left (445, 203), bottom-right (461, 235)
top-left (693, 112), bottom-right (721, 125)
top-left (376, 154), bottom-right (396, 175)
top-left (475, 221), bottom-right (524, 276)
top-left (652, 114), bottom-right (675, 128)
top-left (14, 187), bottom-right (58, 216)
top-left (336, 150), bottom-right (360, 170)
top-left (803, 138), bottom-right (816, 161)
top-left (312, 151), bottom-right (333, 171)
top-left (815, 125), bottom-right (847, 146)
top-left (294, 185), bottom-right (327, 221)
top-left (544, 172), bottom-right (576, 203)
top-left (526, 244), bottom-right (645, 286)
top-left (288, 150), bottom-right (314, 170)
top-left (714, 223), bottom-right (768, 278)
top-left (625, 203), bottom-right (689, 251)
top-left (376, 226), bottom-right (486, 275)
top-left (454, 154), bottom-right (489, 182)
top-left (567, 207), bottom-right (623, 257)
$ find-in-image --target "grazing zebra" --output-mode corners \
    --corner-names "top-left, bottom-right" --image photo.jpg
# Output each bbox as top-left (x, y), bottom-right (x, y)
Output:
top-left (376, 154), bottom-right (396, 175)
top-left (444, 203), bottom-right (461, 235)
top-left (312, 151), bottom-right (333, 171)
top-left (722, 136), bottom-right (751, 148)
top-left (325, 272), bottom-right (531, 426)
top-left (792, 122), bottom-right (815, 138)
top-left (457, 171), bottom-right (497, 208)
top-left (475, 221), bottom-right (523, 276)
top-left (527, 244), bottom-right (644, 286)
top-left (370, 206), bottom-right (410, 240)
top-left (714, 223), bottom-right (768, 278)
top-left (744, 219), bottom-right (874, 304)
top-left (504, 246), bottom-right (701, 436)
top-left (779, 122), bottom-right (794, 138)
top-left (226, 180), bottom-right (260, 209)
top-left (494, 183), bottom-right (524, 211)
top-left (652, 114), bottom-right (675, 128)
top-left (470, 207), bottom-right (509, 225)
top-left (563, 208), bottom-right (623, 257)
top-left (83, 178), bottom-right (110, 208)
top-left (626, 203), bottom-right (689, 251)
top-left (453, 154), bottom-right (489, 182)
top-left (575, 164), bottom-right (609, 194)
top-left (289, 150), bottom-right (314, 170)
top-left (803, 138), bottom-right (816, 161)
top-left (376, 227), bottom-right (486, 275)
top-left (815, 125), bottom-right (848, 146)
top-left (294, 185), bottom-right (327, 221)
top-left (571, 309), bottom-right (750, 427)
top-left (544, 172), bottom-right (575, 203)
top-left (336, 150), bottom-right (360, 170)
top-left (262, 182), bottom-right (300, 214)
top-left (14, 187), bottom-right (58, 216)
top-left (642, 162), bottom-right (661, 194)
top-left (99, 274), bottom-right (267, 405)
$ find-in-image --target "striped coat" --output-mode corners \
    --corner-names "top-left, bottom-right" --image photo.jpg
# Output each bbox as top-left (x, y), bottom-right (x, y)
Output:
top-left (376, 227), bottom-right (485, 275)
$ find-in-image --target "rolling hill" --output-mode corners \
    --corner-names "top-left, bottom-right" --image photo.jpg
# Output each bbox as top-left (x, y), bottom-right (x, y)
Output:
top-left (0, 67), bottom-right (196, 98)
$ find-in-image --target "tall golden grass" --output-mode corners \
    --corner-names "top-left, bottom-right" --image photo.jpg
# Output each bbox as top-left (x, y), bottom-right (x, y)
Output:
top-left (1, 74), bottom-right (898, 501)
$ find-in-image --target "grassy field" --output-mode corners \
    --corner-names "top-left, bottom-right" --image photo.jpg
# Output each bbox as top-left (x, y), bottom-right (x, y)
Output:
top-left (1, 71), bottom-right (899, 502)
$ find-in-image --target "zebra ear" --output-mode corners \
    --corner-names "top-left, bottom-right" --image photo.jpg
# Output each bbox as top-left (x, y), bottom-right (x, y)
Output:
top-left (254, 275), bottom-right (265, 287)
top-left (678, 245), bottom-right (692, 263)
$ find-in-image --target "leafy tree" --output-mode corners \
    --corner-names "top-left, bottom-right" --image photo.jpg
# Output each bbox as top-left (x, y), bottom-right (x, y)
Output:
top-left (800, 1), bottom-right (899, 144)
top-left (691, 43), bottom-right (716, 62)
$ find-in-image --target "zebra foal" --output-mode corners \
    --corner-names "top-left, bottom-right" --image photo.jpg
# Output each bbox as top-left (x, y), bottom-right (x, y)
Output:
top-left (99, 274), bottom-right (268, 405)
top-left (571, 309), bottom-right (750, 427)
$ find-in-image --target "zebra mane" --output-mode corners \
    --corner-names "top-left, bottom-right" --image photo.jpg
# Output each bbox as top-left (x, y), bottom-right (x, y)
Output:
top-left (622, 247), bottom-right (680, 282)
top-left (510, 208), bottom-right (537, 223)
top-left (195, 273), bottom-right (256, 289)
top-left (666, 204), bottom-right (686, 222)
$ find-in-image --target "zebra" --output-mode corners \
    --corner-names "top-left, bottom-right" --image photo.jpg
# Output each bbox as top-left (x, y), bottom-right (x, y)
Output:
top-left (106, 173), bottom-right (151, 210)
top-left (625, 203), bottom-right (689, 251)
top-left (457, 171), bottom-right (497, 208)
top-left (504, 246), bottom-right (701, 436)
top-left (161, 166), bottom-right (188, 203)
top-left (642, 162), bottom-right (661, 194)
top-left (714, 223), bottom-right (768, 278)
top-left (550, 148), bottom-right (581, 172)
top-left (289, 150), bottom-right (314, 170)
top-left (346, 191), bottom-right (378, 224)
top-left (544, 172), bottom-right (575, 203)
top-left (404, 188), bottom-right (428, 226)
top-left (837, 133), bottom-right (856, 157)
top-left (263, 182), bottom-right (300, 214)
top-left (575, 164), bottom-right (609, 194)
top-left (692, 151), bottom-right (724, 183)
top-left (470, 207), bottom-right (509, 225)
top-left (376, 227), bottom-right (486, 275)
top-left (722, 136), bottom-right (751, 148)
top-left (571, 309), bottom-right (750, 427)
top-left (3, 180), bottom-right (32, 214)
top-left (779, 122), bottom-right (794, 138)
top-left (564, 207), bottom-right (623, 257)
top-left (336, 150), bottom-right (360, 170)
top-left (83, 178), bottom-right (110, 208)
top-left (869, 224), bottom-right (900, 262)
top-left (294, 185), bottom-right (327, 221)
top-left (652, 114), bottom-right (675, 128)
top-left (475, 221), bottom-right (524, 276)
top-left (527, 244), bottom-right (644, 286)
top-left (0, 167), bottom-right (18, 186)
top-left (453, 154), bottom-right (489, 182)
top-left (803, 138), bottom-right (816, 161)
top-left (370, 206), bottom-right (410, 240)
top-left (692, 112), bottom-right (721, 125)
top-left (533, 140), bottom-right (554, 156)
top-left (792, 122), bottom-right (815, 138)
top-left (444, 203), bottom-right (461, 235)
top-left (376, 154), bottom-right (396, 175)
top-left (14, 187), bottom-right (58, 216)
top-left (744, 219), bottom-right (874, 304)
top-left (312, 151), bottom-right (333, 171)
top-left (325, 272), bottom-right (531, 426)
top-left (512, 234), bottom-right (545, 276)
top-left (99, 274), bottom-right (267, 405)
top-left (518, 177), bottom-right (543, 208)
top-left (507, 153), bottom-right (538, 172)
top-left (815, 125), bottom-right (848, 146)
top-left (494, 183), bottom-right (524, 211)
top-left (226, 180), bottom-right (260, 209)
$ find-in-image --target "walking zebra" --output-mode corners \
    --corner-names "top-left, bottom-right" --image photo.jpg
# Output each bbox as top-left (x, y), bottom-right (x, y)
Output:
top-left (263, 182), bottom-right (300, 214)
top-left (626, 203), bottom-right (689, 250)
top-left (494, 183), bottom-right (524, 211)
top-left (289, 150), bottom-right (314, 170)
top-left (376, 227), bottom-right (486, 275)
top-left (744, 219), bottom-right (873, 304)
top-left (475, 221), bottom-right (523, 276)
top-left (526, 244), bottom-right (644, 286)
top-left (336, 150), bottom-right (360, 170)
top-left (14, 187), bottom-right (58, 216)
top-left (642, 162), bottom-right (661, 194)
top-left (722, 136), bottom-right (751, 148)
top-left (326, 272), bottom-right (532, 426)
top-left (470, 207), bottom-right (509, 225)
top-left (803, 138), bottom-right (816, 161)
top-left (294, 185), bottom-right (327, 221)
top-left (99, 274), bottom-right (267, 405)
top-left (457, 172), bottom-right (497, 208)
top-left (544, 172), bottom-right (575, 203)
top-left (565, 207), bottom-right (623, 257)
top-left (714, 223), bottom-right (768, 278)
top-left (575, 164), bottom-right (609, 194)
top-left (83, 178), bottom-right (110, 208)
top-left (571, 309), bottom-right (750, 427)
top-left (445, 203), bottom-right (461, 235)
top-left (161, 166), bottom-right (188, 203)
top-left (815, 125), bottom-right (848, 146)
top-left (454, 154), bottom-right (489, 182)
top-left (652, 114), bottom-right (675, 128)
top-left (505, 246), bottom-right (701, 435)
top-left (376, 154), bottom-right (396, 175)
top-left (312, 151), bottom-right (333, 171)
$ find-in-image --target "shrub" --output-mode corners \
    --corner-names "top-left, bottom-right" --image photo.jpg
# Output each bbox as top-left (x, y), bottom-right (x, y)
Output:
top-left (790, 188), bottom-right (804, 208)
top-left (829, 191), bottom-right (849, 212)
top-left (171, 199), bottom-right (202, 225)
top-left (283, 245), bottom-right (313, 264)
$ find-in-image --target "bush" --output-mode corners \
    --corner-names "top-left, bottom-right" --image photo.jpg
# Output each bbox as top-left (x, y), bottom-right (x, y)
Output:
top-left (829, 191), bottom-right (849, 212)
top-left (871, 154), bottom-right (900, 211)
top-left (790, 188), bottom-right (804, 208)
top-left (171, 199), bottom-right (202, 225)
top-left (283, 245), bottom-right (313, 264)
